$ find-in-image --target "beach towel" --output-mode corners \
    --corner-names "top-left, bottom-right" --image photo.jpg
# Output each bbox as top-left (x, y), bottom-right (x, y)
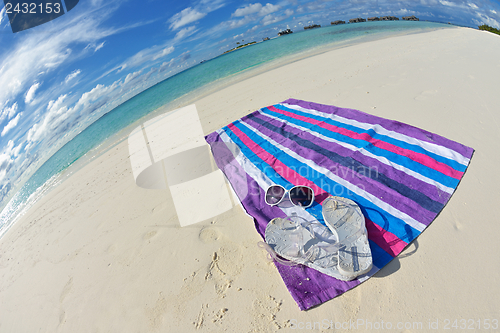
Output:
top-left (205, 98), bottom-right (474, 310)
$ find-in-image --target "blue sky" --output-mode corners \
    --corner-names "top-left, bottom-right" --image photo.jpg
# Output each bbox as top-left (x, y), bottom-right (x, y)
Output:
top-left (0, 0), bottom-right (499, 206)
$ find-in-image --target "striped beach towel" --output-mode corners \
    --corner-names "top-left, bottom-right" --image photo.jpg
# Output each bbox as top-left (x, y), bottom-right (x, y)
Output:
top-left (205, 98), bottom-right (473, 310)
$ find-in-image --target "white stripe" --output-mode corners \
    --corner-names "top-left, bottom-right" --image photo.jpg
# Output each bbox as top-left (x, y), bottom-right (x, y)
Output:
top-left (237, 121), bottom-right (427, 233)
top-left (259, 110), bottom-right (455, 195)
top-left (281, 103), bottom-right (471, 166)
top-left (216, 129), bottom-right (318, 223)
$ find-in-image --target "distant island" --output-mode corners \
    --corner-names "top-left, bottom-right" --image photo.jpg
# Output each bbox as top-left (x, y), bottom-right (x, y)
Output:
top-left (304, 24), bottom-right (321, 30)
top-left (403, 15), bottom-right (419, 21)
top-left (479, 24), bottom-right (500, 35)
top-left (332, 15), bottom-right (418, 25)
top-left (280, 15), bottom-right (421, 37)
top-left (349, 18), bottom-right (366, 23)
top-left (278, 28), bottom-right (293, 36)
top-left (223, 41), bottom-right (257, 54)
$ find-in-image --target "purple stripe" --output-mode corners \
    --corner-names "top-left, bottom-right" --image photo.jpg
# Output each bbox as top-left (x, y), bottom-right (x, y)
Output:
top-left (253, 111), bottom-right (451, 205)
top-left (205, 131), bottom-right (219, 145)
top-left (275, 260), bottom-right (360, 310)
top-left (284, 98), bottom-right (474, 160)
top-left (243, 114), bottom-right (436, 225)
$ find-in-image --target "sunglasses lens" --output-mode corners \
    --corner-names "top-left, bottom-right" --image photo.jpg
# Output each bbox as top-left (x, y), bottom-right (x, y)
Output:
top-left (265, 186), bottom-right (285, 205)
top-left (290, 186), bottom-right (314, 207)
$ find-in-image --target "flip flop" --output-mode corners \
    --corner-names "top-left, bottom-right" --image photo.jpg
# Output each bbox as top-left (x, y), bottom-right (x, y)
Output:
top-left (264, 215), bottom-right (350, 280)
top-left (322, 196), bottom-right (373, 280)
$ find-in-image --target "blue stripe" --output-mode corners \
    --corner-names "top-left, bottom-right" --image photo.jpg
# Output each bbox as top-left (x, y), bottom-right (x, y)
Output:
top-left (276, 103), bottom-right (468, 172)
top-left (261, 107), bottom-right (460, 189)
top-left (369, 240), bottom-right (394, 269)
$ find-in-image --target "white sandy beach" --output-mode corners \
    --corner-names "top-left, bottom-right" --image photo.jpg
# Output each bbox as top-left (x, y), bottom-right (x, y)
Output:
top-left (1, 27), bottom-right (500, 332)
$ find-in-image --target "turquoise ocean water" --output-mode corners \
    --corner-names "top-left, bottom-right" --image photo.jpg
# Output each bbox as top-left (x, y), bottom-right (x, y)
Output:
top-left (0, 21), bottom-right (451, 238)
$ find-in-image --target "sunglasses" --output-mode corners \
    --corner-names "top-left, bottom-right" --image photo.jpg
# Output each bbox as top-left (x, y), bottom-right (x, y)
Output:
top-left (265, 185), bottom-right (315, 208)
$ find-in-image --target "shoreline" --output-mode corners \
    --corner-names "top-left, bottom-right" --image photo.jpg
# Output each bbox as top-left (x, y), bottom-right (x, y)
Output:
top-left (1, 26), bottom-right (499, 332)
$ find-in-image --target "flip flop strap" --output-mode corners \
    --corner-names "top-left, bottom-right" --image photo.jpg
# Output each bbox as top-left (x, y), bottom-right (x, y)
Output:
top-left (332, 204), bottom-right (355, 229)
top-left (257, 241), bottom-right (299, 266)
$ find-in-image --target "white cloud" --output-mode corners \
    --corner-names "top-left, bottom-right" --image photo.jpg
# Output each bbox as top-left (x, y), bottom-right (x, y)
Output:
top-left (26, 82), bottom-right (115, 148)
top-left (4, 140), bottom-right (14, 155)
top-left (168, 0), bottom-right (229, 31)
top-left (259, 3), bottom-right (281, 16)
top-left (229, 16), bottom-right (254, 29)
top-left (0, 7), bottom-right (124, 120)
top-left (438, 0), bottom-right (469, 8)
top-left (175, 26), bottom-right (198, 40)
top-left (123, 70), bottom-right (142, 85)
top-left (473, 12), bottom-right (500, 28)
top-left (94, 41), bottom-right (106, 52)
top-left (153, 46), bottom-right (175, 61)
top-left (1, 139), bottom-right (22, 159)
top-left (25, 83), bottom-right (40, 104)
top-left (65, 69), bottom-right (81, 83)
top-left (0, 7), bottom-right (5, 26)
top-left (7, 102), bottom-right (18, 119)
top-left (26, 123), bottom-right (37, 142)
top-left (159, 59), bottom-right (175, 73)
top-left (24, 63), bottom-right (164, 154)
top-left (261, 9), bottom-right (293, 25)
top-left (0, 152), bottom-right (13, 182)
top-left (74, 84), bottom-right (112, 110)
top-left (25, 94), bottom-right (75, 145)
top-left (468, 3), bottom-right (478, 9)
top-left (233, 3), bottom-right (281, 17)
top-left (47, 95), bottom-right (68, 114)
top-left (420, 0), bottom-right (439, 5)
top-left (234, 3), bottom-right (263, 16)
top-left (118, 45), bottom-right (175, 71)
top-left (12, 142), bottom-right (23, 157)
top-left (141, 67), bottom-right (157, 83)
top-left (4, 139), bottom-right (23, 158)
top-left (1, 112), bottom-right (22, 137)
top-left (84, 41), bottom-right (106, 52)
top-left (169, 7), bottom-right (206, 30)
top-left (0, 102), bottom-right (19, 123)
top-left (199, 0), bottom-right (227, 12)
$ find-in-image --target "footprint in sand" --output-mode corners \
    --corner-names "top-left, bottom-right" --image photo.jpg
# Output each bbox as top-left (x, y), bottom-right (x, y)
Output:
top-left (199, 227), bottom-right (221, 243)
top-left (106, 244), bottom-right (117, 254)
top-left (60, 277), bottom-right (73, 303)
top-left (212, 308), bottom-right (228, 324)
top-left (143, 230), bottom-right (158, 240)
top-left (145, 293), bottom-right (169, 330)
top-left (414, 90), bottom-right (438, 101)
top-left (58, 310), bottom-right (66, 326)
top-left (250, 294), bottom-right (288, 330)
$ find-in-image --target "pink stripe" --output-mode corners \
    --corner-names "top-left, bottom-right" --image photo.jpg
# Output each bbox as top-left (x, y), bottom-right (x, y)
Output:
top-left (365, 219), bottom-right (408, 257)
top-left (227, 123), bottom-right (406, 257)
top-left (268, 106), bottom-right (463, 180)
top-left (228, 123), bottom-right (328, 202)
